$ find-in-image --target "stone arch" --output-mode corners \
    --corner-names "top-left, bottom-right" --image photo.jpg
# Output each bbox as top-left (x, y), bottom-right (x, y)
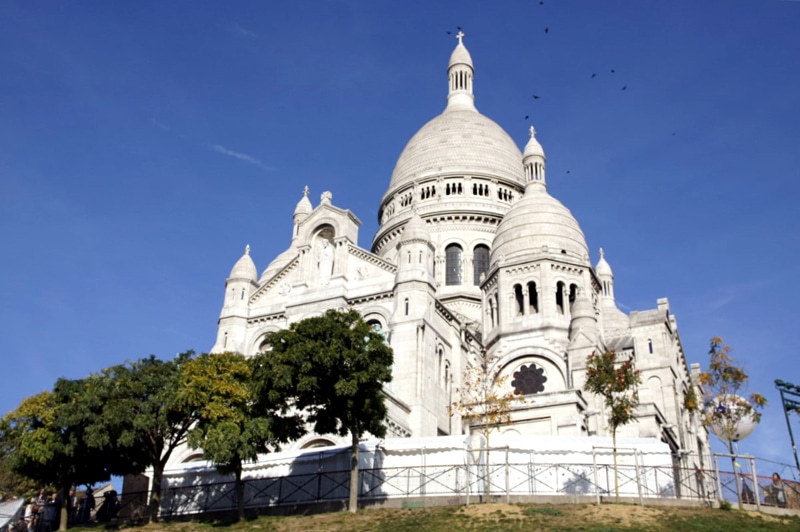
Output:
top-left (249, 324), bottom-right (284, 355)
top-left (299, 438), bottom-right (338, 449)
top-left (297, 216), bottom-right (342, 243)
top-left (360, 305), bottom-right (391, 328)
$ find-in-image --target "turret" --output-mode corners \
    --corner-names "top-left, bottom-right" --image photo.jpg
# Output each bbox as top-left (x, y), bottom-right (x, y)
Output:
top-left (395, 214), bottom-right (434, 282)
top-left (569, 288), bottom-right (597, 341)
top-left (213, 245), bottom-right (257, 354)
top-left (595, 248), bottom-right (630, 333)
top-left (523, 125), bottom-right (546, 185)
top-left (447, 31), bottom-right (475, 110)
top-left (292, 185), bottom-right (313, 239)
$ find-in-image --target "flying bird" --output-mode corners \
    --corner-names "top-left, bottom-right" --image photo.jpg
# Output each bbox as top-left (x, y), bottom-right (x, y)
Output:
top-left (525, 115), bottom-right (530, 120)
top-left (544, 27), bottom-right (549, 34)
top-left (533, 95), bottom-right (540, 99)
top-left (539, 1), bottom-right (544, 4)
top-left (566, 170), bottom-right (571, 174)
top-left (591, 73), bottom-right (597, 78)
top-left (622, 86), bottom-right (627, 90)
top-left (610, 69), bottom-right (616, 73)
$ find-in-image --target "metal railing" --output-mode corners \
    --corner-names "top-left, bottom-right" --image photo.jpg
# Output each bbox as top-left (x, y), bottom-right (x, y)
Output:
top-left (108, 452), bottom-right (799, 522)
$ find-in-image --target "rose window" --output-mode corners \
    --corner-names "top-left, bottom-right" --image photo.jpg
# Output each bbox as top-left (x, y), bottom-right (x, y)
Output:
top-left (512, 364), bottom-right (547, 395)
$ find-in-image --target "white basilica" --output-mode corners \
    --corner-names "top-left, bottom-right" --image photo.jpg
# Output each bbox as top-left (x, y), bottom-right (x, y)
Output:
top-left (208, 36), bottom-right (709, 472)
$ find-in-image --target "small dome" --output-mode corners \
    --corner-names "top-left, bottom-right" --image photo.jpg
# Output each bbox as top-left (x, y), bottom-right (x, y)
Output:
top-left (449, 40), bottom-right (473, 69)
top-left (491, 181), bottom-right (589, 264)
top-left (294, 186), bottom-right (312, 216)
top-left (400, 213), bottom-right (429, 243)
top-left (229, 245), bottom-right (257, 281)
top-left (596, 248), bottom-right (613, 277)
top-left (260, 246), bottom-right (297, 282)
top-left (523, 126), bottom-right (545, 159)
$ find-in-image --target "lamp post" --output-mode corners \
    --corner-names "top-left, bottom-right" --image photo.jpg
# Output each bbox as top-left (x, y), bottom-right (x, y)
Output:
top-left (775, 380), bottom-right (800, 475)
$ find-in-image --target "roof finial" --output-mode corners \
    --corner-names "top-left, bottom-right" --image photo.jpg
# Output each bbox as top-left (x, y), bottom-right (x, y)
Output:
top-left (303, 185), bottom-right (309, 197)
top-left (456, 30), bottom-right (465, 45)
top-left (599, 247), bottom-right (605, 259)
top-left (529, 125), bottom-right (536, 137)
top-left (245, 244), bottom-right (251, 255)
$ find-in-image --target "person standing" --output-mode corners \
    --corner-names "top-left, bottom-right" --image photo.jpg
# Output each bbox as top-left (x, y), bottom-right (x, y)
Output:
top-left (771, 473), bottom-right (787, 508)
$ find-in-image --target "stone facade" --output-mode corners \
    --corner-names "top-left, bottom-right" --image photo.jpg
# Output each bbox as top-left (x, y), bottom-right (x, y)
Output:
top-left (202, 35), bottom-right (710, 472)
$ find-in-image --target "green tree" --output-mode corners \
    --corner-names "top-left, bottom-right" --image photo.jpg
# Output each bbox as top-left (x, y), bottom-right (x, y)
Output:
top-left (584, 350), bottom-right (642, 502)
top-left (694, 337), bottom-right (766, 508)
top-left (0, 379), bottom-right (113, 531)
top-left (0, 437), bottom-right (39, 500)
top-left (181, 352), bottom-right (303, 521)
top-left (253, 309), bottom-right (393, 513)
top-left (94, 352), bottom-right (199, 522)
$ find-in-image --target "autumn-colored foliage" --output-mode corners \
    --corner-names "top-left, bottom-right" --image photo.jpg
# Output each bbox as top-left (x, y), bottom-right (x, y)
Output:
top-left (695, 337), bottom-right (766, 444)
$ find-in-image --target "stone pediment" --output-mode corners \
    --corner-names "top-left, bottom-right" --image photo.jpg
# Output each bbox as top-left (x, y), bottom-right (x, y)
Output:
top-left (249, 255), bottom-right (302, 304)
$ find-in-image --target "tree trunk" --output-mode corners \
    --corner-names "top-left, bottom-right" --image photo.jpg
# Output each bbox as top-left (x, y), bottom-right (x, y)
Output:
top-left (148, 463), bottom-right (165, 523)
top-left (729, 440), bottom-right (742, 510)
top-left (612, 429), bottom-right (619, 503)
top-left (59, 483), bottom-right (70, 531)
top-left (348, 430), bottom-right (359, 513)
top-left (484, 429), bottom-right (491, 499)
top-left (235, 464), bottom-right (245, 522)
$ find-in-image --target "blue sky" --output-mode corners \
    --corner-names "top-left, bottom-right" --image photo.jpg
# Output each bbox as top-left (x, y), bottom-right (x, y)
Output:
top-left (2, 1), bottom-right (799, 475)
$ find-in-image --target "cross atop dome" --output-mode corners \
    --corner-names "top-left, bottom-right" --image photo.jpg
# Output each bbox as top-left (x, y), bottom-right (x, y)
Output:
top-left (456, 30), bottom-right (465, 45)
top-left (245, 244), bottom-right (250, 255)
top-left (529, 125), bottom-right (537, 137)
top-left (303, 185), bottom-right (309, 197)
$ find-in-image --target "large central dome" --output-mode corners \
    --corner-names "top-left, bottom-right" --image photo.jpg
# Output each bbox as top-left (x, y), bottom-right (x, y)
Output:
top-left (372, 34), bottom-right (530, 264)
top-left (387, 107), bottom-right (526, 193)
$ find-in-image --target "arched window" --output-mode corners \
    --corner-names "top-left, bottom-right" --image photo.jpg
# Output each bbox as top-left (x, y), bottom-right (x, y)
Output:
top-left (223, 332), bottom-right (228, 349)
top-left (404, 298), bottom-right (410, 315)
top-left (648, 339), bottom-right (654, 354)
top-left (438, 347), bottom-right (444, 386)
top-left (473, 244), bottom-right (490, 285)
top-left (258, 338), bottom-right (271, 353)
top-left (514, 284), bottom-right (524, 316)
top-left (241, 288), bottom-right (245, 300)
top-left (489, 297), bottom-right (496, 328)
top-left (445, 244), bottom-right (463, 285)
top-left (495, 293), bottom-right (500, 326)
top-left (556, 282), bottom-right (565, 314)
top-left (527, 282), bottom-right (538, 313)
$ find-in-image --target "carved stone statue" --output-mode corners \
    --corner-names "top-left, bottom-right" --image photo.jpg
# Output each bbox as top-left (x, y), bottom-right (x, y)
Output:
top-left (317, 239), bottom-right (334, 285)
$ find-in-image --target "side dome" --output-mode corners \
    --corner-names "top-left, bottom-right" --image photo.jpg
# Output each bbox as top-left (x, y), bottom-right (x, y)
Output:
top-left (230, 245), bottom-right (257, 281)
top-left (260, 247), bottom-right (297, 282)
top-left (491, 182), bottom-right (589, 264)
top-left (387, 108), bottom-right (526, 194)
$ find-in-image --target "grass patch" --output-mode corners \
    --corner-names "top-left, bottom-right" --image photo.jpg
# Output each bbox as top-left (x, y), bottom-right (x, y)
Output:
top-left (523, 506), bottom-right (564, 517)
top-left (67, 502), bottom-right (800, 532)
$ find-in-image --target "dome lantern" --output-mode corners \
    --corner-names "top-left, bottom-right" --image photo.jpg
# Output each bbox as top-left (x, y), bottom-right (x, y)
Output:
top-left (447, 31), bottom-right (475, 110)
top-left (523, 125), bottom-right (546, 185)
